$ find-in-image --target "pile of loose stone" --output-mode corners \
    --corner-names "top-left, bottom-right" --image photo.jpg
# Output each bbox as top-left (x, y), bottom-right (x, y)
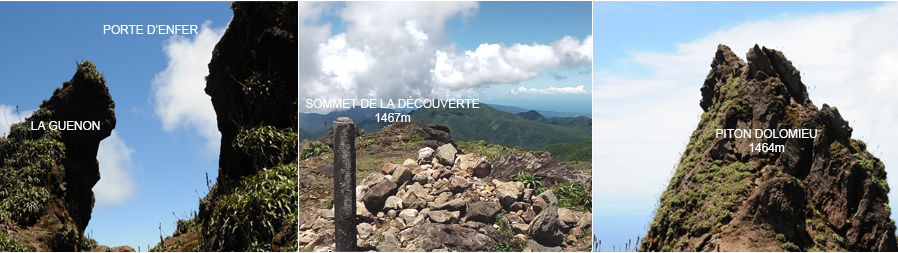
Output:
top-left (299, 144), bottom-right (591, 251)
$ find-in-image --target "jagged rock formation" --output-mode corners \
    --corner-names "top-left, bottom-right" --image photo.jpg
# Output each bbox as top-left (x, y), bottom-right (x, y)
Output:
top-left (182, 2), bottom-right (298, 252)
top-left (0, 61), bottom-right (115, 251)
top-left (299, 140), bottom-right (592, 251)
top-left (642, 45), bottom-right (896, 251)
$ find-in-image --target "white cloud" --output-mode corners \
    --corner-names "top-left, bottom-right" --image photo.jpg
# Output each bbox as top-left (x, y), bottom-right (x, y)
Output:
top-left (151, 21), bottom-right (226, 154)
top-left (0, 105), bottom-right (33, 137)
top-left (95, 131), bottom-right (137, 206)
top-left (511, 85), bottom-right (589, 95)
top-left (433, 35), bottom-right (593, 89)
top-left (300, 2), bottom-right (592, 113)
top-left (595, 3), bottom-right (898, 216)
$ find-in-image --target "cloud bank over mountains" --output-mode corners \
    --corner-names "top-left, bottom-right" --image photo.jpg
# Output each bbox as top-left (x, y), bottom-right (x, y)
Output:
top-left (300, 2), bottom-right (592, 113)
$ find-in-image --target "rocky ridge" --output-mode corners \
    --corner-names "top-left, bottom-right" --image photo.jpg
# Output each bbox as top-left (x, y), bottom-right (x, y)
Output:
top-left (299, 139), bottom-right (592, 251)
top-left (641, 45), bottom-right (896, 251)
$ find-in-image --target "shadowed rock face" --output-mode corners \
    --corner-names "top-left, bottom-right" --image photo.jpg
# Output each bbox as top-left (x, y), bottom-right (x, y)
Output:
top-left (197, 2), bottom-right (298, 251)
top-left (0, 61), bottom-right (115, 251)
top-left (37, 61), bottom-right (116, 235)
top-left (205, 2), bottom-right (298, 183)
top-left (642, 45), bottom-right (896, 252)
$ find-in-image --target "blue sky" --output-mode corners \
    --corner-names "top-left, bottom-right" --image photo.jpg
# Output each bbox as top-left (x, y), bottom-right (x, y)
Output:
top-left (0, 2), bottom-right (232, 249)
top-left (594, 1), bottom-right (898, 250)
top-left (300, 1), bottom-right (592, 114)
top-left (455, 1), bottom-right (592, 113)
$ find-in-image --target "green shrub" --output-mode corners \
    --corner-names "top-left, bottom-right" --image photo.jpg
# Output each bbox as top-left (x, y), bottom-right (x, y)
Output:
top-left (495, 240), bottom-right (526, 252)
top-left (782, 242), bottom-right (799, 251)
top-left (234, 126), bottom-right (297, 167)
top-left (236, 69), bottom-right (289, 125)
top-left (0, 232), bottom-right (27, 251)
top-left (832, 233), bottom-right (845, 246)
top-left (511, 171), bottom-right (542, 189)
top-left (553, 182), bottom-right (591, 212)
top-left (300, 141), bottom-right (330, 160)
top-left (494, 211), bottom-right (526, 252)
top-left (775, 233), bottom-right (787, 243)
top-left (51, 224), bottom-right (78, 251)
top-left (0, 124), bottom-right (63, 226)
top-left (363, 139), bottom-right (379, 149)
top-left (81, 232), bottom-right (98, 251)
top-left (814, 234), bottom-right (826, 244)
top-left (202, 163), bottom-right (297, 251)
top-left (409, 134), bottom-right (424, 143)
top-left (814, 221), bottom-right (826, 231)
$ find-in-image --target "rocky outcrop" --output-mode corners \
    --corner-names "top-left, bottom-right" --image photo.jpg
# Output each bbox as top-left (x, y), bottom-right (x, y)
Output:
top-left (299, 143), bottom-right (592, 251)
top-left (642, 45), bottom-right (896, 251)
top-left (195, 2), bottom-right (298, 252)
top-left (399, 223), bottom-right (499, 251)
top-left (204, 1), bottom-right (298, 183)
top-left (34, 61), bottom-right (116, 235)
top-left (321, 121), bottom-right (455, 148)
top-left (491, 151), bottom-right (591, 187)
top-left (0, 61), bottom-right (115, 251)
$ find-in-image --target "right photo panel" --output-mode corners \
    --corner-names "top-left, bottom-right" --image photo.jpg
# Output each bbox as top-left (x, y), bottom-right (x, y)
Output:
top-left (594, 2), bottom-right (898, 252)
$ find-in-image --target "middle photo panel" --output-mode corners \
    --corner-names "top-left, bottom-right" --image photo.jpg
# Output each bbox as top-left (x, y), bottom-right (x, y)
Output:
top-left (298, 1), bottom-right (593, 252)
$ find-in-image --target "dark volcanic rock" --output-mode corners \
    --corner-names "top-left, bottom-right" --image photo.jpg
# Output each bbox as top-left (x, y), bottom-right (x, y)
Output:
top-left (198, 2), bottom-right (297, 251)
top-left (528, 239), bottom-right (561, 252)
top-left (434, 199), bottom-right (466, 212)
top-left (314, 164), bottom-right (333, 177)
top-left (35, 61), bottom-right (116, 235)
top-left (464, 202), bottom-right (501, 223)
top-left (320, 121), bottom-right (455, 149)
top-left (204, 2), bottom-right (298, 183)
top-left (0, 61), bottom-right (115, 251)
top-left (399, 223), bottom-right (497, 251)
top-left (643, 44), bottom-right (897, 252)
top-left (529, 192), bottom-right (563, 247)
top-left (363, 179), bottom-right (398, 213)
top-left (491, 151), bottom-right (591, 187)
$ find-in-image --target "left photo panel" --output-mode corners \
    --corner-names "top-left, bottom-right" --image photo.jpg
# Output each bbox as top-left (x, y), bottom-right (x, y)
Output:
top-left (0, 2), bottom-right (298, 252)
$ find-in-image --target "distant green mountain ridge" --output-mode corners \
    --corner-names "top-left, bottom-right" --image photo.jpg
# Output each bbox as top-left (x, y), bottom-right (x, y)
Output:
top-left (298, 104), bottom-right (591, 149)
top-left (517, 110), bottom-right (592, 127)
top-left (542, 140), bottom-right (591, 162)
top-left (408, 104), bottom-right (590, 149)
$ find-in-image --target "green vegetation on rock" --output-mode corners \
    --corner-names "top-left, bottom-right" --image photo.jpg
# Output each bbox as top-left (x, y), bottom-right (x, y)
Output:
top-left (234, 125), bottom-right (298, 167)
top-left (192, 124), bottom-right (298, 251)
top-left (457, 140), bottom-right (527, 162)
top-left (300, 141), bottom-right (331, 160)
top-left (494, 211), bottom-right (527, 252)
top-left (201, 163), bottom-right (298, 252)
top-left (0, 232), bottom-right (27, 252)
top-left (553, 182), bottom-right (592, 212)
top-left (542, 140), bottom-right (591, 162)
top-left (0, 113), bottom-right (63, 226)
top-left (512, 171), bottom-right (542, 189)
